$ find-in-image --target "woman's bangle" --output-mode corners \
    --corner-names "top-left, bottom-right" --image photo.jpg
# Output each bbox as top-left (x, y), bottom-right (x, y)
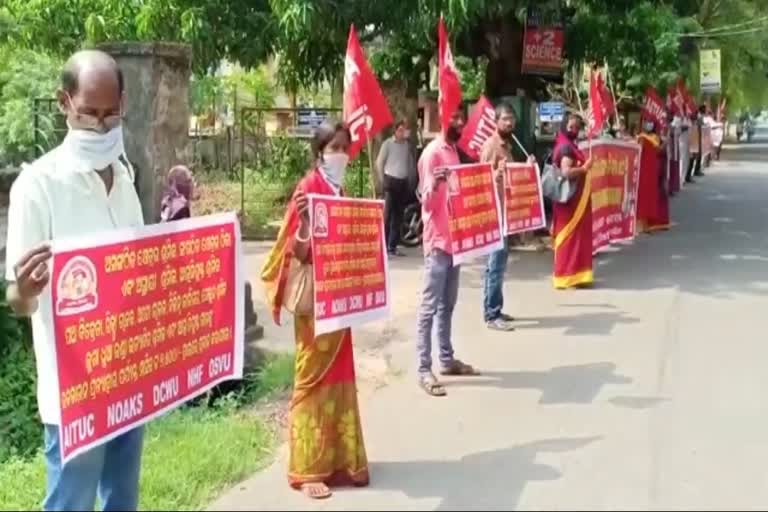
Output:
top-left (295, 229), bottom-right (310, 243)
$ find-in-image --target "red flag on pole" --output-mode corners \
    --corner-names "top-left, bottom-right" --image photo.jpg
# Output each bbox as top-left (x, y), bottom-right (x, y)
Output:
top-left (597, 71), bottom-right (615, 118)
top-left (676, 78), bottom-right (697, 117)
top-left (669, 84), bottom-right (685, 116)
top-left (588, 70), bottom-right (606, 137)
top-left (343, 24), bottom-right (393, 159)
top-left (666, 87), bottom-right (676, 115)
top-left (716, 97), bottom-right (727, 122)
top-left (438, 15), bottom-right (463, 133)
top-left (457, 95), bottom-right (496, 162)
top-left (641, 87), bottom-right (668, 128)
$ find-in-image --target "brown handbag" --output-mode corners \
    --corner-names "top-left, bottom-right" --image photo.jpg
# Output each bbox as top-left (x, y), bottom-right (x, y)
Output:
top-left (283, 257), bottom-right (314, 315)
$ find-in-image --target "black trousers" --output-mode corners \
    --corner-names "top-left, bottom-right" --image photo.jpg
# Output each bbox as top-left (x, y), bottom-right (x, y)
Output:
top-left (383, 175), bottom-right (409, 252)
top-left (686, 153), bottom-right (702, 181)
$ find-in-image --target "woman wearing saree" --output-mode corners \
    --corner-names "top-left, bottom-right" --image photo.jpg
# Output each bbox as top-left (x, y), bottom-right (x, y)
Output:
top-left (160, 165), bottom-right (195, 221)
top-left (637, 121), bottom-right (671, 233)
top-left (261, 122), bottom-right (369, 500)
top-left (552, 115), bottom-right (594, 289)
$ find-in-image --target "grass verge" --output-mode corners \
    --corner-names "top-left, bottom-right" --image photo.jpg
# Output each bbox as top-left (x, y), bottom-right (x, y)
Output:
top-left (0, 352), bottom-right (294, 511)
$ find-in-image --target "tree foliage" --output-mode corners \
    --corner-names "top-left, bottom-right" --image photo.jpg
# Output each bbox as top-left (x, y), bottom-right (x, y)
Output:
top-left (2, 0), bottom-right (274, 73)
top-left (0, 47), bottom-right (61, 165)
top-left (2, 0), bottom-right (767, 110)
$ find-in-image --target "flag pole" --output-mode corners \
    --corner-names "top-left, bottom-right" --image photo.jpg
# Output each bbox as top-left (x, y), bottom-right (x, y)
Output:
top-left (604, 60), bottom-right (620, 127)
top-left (365, 127), bottom-right (377, 199)
top-left (510, 133), bottom-right (530, 159)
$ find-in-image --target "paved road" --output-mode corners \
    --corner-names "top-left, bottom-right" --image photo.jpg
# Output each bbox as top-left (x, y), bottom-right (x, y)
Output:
top-left (214, 143), bottom-right (768, 510)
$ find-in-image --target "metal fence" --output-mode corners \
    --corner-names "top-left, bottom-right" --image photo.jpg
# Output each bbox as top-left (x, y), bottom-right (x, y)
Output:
top-left (33, 98), bottom-right (67, 157)
top-left (231, 107), bottom-right (373, 238)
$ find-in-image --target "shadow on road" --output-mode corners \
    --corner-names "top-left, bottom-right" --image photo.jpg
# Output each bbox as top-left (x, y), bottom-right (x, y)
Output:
top-left (367, 436), bottom-right (601, 511)
top-left (513, 311), bottom-right (640, 336)
top-left (443, 363), bottom-right (632, 404)
top-left (594, 169), bottom-right (768, 298)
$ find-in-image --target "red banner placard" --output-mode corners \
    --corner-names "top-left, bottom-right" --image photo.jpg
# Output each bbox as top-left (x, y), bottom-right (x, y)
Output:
top-left (521, 12), bottom-right (564, 76)
top-left (505, 162), bottom-right (546, 235)
top-left (446, 163), bottom-right (504, 265)
top-left (49, 213), bottom-right (244, 463)
top-left (309, 195), bottom-right (389, 335)
top-left (580, 140), bottom-right (641, 253)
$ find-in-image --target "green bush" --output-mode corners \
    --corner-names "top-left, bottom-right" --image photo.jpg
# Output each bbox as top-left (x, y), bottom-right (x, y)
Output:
top-left (0, 280), bottom-right (39, 463)
top-left (0, 48), bottom-right (62, 166)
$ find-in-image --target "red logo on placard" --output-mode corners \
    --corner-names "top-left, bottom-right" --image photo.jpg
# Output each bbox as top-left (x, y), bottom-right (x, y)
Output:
top-left (56, 256), bottom-right (99, 316)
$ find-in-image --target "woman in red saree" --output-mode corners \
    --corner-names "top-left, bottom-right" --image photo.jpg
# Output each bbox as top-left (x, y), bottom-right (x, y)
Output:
top-left (552, 115), bottom-right (594, 289)
top-left (637, 120), bottom-right (671, 233)
top-left (261, 122), bottom-right (369, 500)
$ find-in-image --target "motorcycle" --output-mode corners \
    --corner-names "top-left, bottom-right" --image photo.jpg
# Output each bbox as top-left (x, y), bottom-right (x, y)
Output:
top-left (399, 187), bottom-right (423, 248)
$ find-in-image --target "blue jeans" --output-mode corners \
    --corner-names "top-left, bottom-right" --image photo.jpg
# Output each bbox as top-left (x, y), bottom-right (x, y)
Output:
top-left (43, 424), bottom-right (144, 511)
top-left (483, 242), bottom-right (509, 322)
top-left (416, 249), bottom-right (460, 374)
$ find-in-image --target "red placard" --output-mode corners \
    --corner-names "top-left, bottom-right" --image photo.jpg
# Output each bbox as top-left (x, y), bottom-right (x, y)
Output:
top-left (446, 163), bottom-right (504, 265)
top-left (581, 141), bottom-right (641, 253)
top-left (49, 213), bottom-right (244, 463)
top-left (309, 195), bottom-right (389, 335)
top-left (505, 162), bottom-right (546, 235)
top-left (521, 12), bottom-right (564, 76)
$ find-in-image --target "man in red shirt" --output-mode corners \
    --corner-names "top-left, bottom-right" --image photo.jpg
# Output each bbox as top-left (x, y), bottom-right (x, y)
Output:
top-left (416, 110), bottom-right (480, 397)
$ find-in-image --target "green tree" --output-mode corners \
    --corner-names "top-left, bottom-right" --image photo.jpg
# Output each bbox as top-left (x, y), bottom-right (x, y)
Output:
top-left (3, 0), bottom-right (274, 73)
top-left (667, 0), bottom-right (768, 112)
top-left (0, 47), bottom-right (61, 165)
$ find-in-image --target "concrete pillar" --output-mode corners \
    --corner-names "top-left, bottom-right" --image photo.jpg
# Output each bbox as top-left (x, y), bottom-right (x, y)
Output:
top-left (97, 42), bottom-right (192, 223)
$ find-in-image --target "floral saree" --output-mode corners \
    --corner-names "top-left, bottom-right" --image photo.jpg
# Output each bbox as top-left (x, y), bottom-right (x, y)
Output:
top-left (261, 168), bottom-right (369, 489)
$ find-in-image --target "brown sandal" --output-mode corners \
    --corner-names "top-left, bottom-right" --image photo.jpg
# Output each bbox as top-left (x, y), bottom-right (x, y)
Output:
top-left (440, 359), bottom-right (481, 376)
top-left (419, 373), bottom-right (447, 397)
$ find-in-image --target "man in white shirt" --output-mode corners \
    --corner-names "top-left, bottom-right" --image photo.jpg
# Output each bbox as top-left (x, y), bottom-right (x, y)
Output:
top-left (5, 50), bottom-right (145, 511)
top-left (376, 120), bottom-right (416, 256)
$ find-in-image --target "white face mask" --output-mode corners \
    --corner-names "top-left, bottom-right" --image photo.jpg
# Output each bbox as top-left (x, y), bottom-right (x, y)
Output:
top-left (320, 152), bottom-right (349, 188)
top-left (64, 124), bottom-right (125, 172)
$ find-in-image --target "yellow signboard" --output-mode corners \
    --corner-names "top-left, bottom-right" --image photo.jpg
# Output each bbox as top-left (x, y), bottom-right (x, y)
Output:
top-left (700, 49), bottom-right (721, 93)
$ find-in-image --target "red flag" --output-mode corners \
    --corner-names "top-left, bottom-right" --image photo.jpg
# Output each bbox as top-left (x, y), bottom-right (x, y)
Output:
top-left (666, 87), bottom-right (677, 115)
top-left (597, 72), bottom-right (615, 118)
top-left (343, 24), bottom-right (393, 159)
top-left (641, 87), bottom-right (667, 128)
top-left (677, 78), bottom-right (697, 117)
top-left (457, 96), bottom-right (496, 162)
top-left (669, 84), bottom-right (685, 116)
top-left (438, 16), bottom-right (463, 133)
top-left (716, 97), bottom-right (727, 122)
top-left (588, 70), bottom-right (606, 137)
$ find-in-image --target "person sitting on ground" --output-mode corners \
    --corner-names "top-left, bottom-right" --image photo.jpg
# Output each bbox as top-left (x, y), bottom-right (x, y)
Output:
top-left (160, 165), bottom-right (195, 221)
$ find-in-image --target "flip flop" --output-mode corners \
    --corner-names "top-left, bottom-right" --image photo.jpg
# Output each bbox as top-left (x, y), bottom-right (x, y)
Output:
top-left (419, 373), bottom-right (447, 397)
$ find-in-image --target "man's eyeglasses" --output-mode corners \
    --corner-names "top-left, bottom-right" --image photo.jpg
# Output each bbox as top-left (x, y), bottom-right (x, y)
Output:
top-left (65, 94), bottom-right (124, 131)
